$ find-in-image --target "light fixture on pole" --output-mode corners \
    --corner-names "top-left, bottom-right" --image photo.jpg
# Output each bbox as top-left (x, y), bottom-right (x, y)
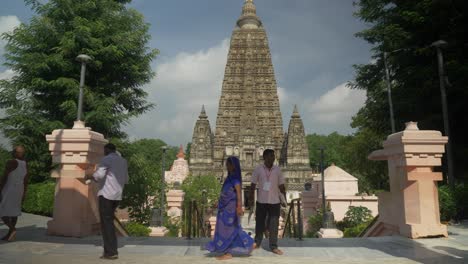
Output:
top-left (431, 40), bottom-right (455, 189)
top-left (383, 52), bottom-right (396, 133)
top-left (160, 145), bottom-right (168, 225)
top-left (75, 54), bottom-right (92, 123)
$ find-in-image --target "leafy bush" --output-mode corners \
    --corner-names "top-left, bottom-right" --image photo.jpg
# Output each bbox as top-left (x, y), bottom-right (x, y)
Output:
top-left (336, 220), bottom-right (351, 231)
top-left (336, 206), bottom-right (374, 237)
top-left (344, 222), bottom-right (369, 237)
top-left (342, 206), bottom-right (373, 227)
top-left (164, 217), bottom-right (181, 237)
top-left (453, 184), bottom-right (468, 220)
top-left (438, 185), bottom-right (457, 222)
top-left (22, 182), bottom-right (55, 216)
top-left (124, 222), bottom-right (151, 237)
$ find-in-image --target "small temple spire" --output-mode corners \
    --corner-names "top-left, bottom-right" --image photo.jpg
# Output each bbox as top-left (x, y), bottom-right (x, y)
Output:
top-left (292, 104), bottom-right (301, 118)
top-left (199, 105), bottom-right (208, 119)
top-left (176, 144), bottom-right (185, 159)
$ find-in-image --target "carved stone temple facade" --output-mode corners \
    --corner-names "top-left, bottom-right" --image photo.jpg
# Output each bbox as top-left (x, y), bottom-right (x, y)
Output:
top-left (189, 0), bottom-right (312, 192)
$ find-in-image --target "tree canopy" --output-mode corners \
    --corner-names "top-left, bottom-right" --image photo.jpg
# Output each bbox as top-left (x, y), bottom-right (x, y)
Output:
top-left (0, 0), bottom-right (158, 181)
top-left (351, 0), bottom-right (468, 183)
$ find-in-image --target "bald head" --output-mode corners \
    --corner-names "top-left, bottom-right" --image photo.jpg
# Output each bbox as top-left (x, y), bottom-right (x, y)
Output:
top-left (13, 146), bottom-right (25, 159)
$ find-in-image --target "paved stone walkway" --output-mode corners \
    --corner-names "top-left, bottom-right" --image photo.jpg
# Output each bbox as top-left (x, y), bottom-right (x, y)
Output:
top-left (1, 213), bottom-right (467, 263)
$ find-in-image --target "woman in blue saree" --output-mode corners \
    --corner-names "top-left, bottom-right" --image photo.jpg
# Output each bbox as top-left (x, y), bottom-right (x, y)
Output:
top-left (205, 156), bottom-right (254, 260)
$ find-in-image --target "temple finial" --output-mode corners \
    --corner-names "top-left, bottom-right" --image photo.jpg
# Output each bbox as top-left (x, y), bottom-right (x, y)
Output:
top-left (177, 144), bottom-right (185, 159)
top-left (199, 105), bottom-right (208, 119)
top-left (237, 0), bottom-right (261, 29)
top-left (292, 105), bottom-right (300, 118)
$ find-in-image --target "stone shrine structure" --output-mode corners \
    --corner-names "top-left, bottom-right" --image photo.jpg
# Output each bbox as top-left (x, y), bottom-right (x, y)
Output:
top-left (301, 164), bottom-right (378, 236)
top-left (46, 121), bottom-right (107, 237)
top-left (189, 0), bottom-right (312, 195)
top-left (165, 145), bottom-right (189, 187)
top-left (363, 122), bottom-right (448, 239)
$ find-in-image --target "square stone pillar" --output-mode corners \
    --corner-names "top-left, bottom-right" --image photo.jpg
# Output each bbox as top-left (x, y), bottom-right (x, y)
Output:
top-left (300, 191), bottom-right (320, 233)
top-left (46, 121), bottom-right (108, 237)
top-left (366, 122), bottom-right (448, 238)
top-left (166, 190), bottom-right (185, 218)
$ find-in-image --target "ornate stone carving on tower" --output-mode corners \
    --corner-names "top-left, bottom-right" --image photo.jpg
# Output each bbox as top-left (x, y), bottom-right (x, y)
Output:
top-left (281, 105), bottom-right (312, 187)
top-left (189, 0), bottom-right (313, 190)
top-left (189, 106), bottom-right (214, 176)
top-left (165, 145), bottom-right (189, 186)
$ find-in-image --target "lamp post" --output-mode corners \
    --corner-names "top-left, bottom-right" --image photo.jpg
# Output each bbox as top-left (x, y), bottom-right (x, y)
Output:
top-left (431, 40), bottom-right (455, 189)
top-left (160, 146), bottom-right (167, 224)
top-left (75, 54), bottom-right (92, 122)
top-left (383, 52), bottom-right (396, 133)
top-left (319, 147), bottom-right (326, 222)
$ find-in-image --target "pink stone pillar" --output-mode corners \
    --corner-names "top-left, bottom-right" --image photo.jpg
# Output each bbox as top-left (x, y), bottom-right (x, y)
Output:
top-left (300, 191), bottom-right (320, 233)
top-left (166, 190), bottom-right (185, 218)
top-left (365, 122), bottom-right (448, 238)
top-left (46, 121), bottom-right (108, 237)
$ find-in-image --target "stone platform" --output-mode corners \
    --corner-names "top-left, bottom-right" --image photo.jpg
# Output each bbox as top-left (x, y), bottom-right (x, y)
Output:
top-left (1, 213), bottom-right (467, 264)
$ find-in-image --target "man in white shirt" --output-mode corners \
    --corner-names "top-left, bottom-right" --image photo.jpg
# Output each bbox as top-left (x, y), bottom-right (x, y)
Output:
top-left (86, 143), bottom-right (128, 260)
top-left (249, 149), bottom-right (286, 255)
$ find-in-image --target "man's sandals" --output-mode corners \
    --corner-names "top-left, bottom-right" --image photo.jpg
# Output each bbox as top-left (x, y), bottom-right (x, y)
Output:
top-left (253, 243), bottom-right (283, 255)
top-left (272, 248), bottom-right (283, 255)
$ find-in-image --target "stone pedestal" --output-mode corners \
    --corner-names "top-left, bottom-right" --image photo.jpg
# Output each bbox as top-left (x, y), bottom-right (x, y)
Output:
top-left (364, 122), bottom-right (448, 239)
top-left (300, 191), bottom-right (320, 233)
top-left (166, 190), bottom-right (185, 218)
top-left (209, 216), bottom-right (217, 237)
top-left (46, 121), bottom-right (108, 237)
top-left (149, 226), bottom-right (169, 237)
top-left (317, 228), bottom-right (344, 238)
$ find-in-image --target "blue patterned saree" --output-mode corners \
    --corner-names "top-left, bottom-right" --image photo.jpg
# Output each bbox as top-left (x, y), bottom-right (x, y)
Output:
top-left (205, 156), bottom-right (254, 255)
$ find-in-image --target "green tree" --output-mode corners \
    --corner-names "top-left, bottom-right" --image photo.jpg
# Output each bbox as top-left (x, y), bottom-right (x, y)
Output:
top-left (115, 138), bottom-right (177, 225)
top-left (342, 128), bottom-right (388, 192)
top-left (351, 0), bottom-right (468, 183)
top-left (306, 132), bottom-right (352, 171)
top-left (0, 0), bottom-right (158, 182)
top-left (181, 175), bottom-right (221, 209)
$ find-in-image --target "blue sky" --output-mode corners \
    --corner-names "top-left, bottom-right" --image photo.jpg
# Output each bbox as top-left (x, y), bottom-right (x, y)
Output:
top-left (0, 0), bottom-right (372, 146)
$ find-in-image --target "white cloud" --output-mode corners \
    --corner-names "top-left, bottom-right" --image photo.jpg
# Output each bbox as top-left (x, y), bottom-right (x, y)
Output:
top-left (310, 82), bottom-right (366, 123)
top-left (280, 83), bottom-right (366, 135)
top-left (124, 39), bottom-right (230, 145)
top-left (0, 69), bottom-right (15, 80)
top-left (0, 15), bottom-right (21, 56)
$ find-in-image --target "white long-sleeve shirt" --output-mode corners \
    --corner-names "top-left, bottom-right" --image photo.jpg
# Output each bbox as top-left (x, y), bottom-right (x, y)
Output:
top-left (93, 152), bottom-right (129, 201)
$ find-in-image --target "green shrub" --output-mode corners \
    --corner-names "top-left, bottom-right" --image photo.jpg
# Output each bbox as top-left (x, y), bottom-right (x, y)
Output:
top-left (438, 185), bottom-right (457, 222)
top-left (124, 222), bottom-right (151, 237)
top-left (22, 182), bottom-right (55, 216)
top-left (453, 184), bottom-right (468, 220)
top-left (342, 206), bottom-right (373, 227)
top-left (336, 220), bottom-right (352, 231)
top-left (343, 222), bottom-right (369, 237)
top-left (164, 218), bottom-right (181, 237)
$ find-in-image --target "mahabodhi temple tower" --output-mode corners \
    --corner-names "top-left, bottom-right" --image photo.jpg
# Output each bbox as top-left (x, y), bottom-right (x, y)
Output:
top-left (189, 0), bottom-right (312, 193)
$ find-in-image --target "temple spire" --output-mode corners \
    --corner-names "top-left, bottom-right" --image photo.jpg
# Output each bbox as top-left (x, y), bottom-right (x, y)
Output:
top-left (292, 105), bottom-right (300, 118)
top-left (176, 144), bottom-right (185, 159)
top-left (199, 105), bottom-right (208, 119)
top-left (237, 0), bottom-right (261, 29)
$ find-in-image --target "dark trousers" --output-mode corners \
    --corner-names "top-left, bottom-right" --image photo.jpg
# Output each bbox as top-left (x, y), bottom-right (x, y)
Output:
top-left (255, 202), bottom-right (280, 250)
top-left (99, 196), bottom-right (119, 256)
